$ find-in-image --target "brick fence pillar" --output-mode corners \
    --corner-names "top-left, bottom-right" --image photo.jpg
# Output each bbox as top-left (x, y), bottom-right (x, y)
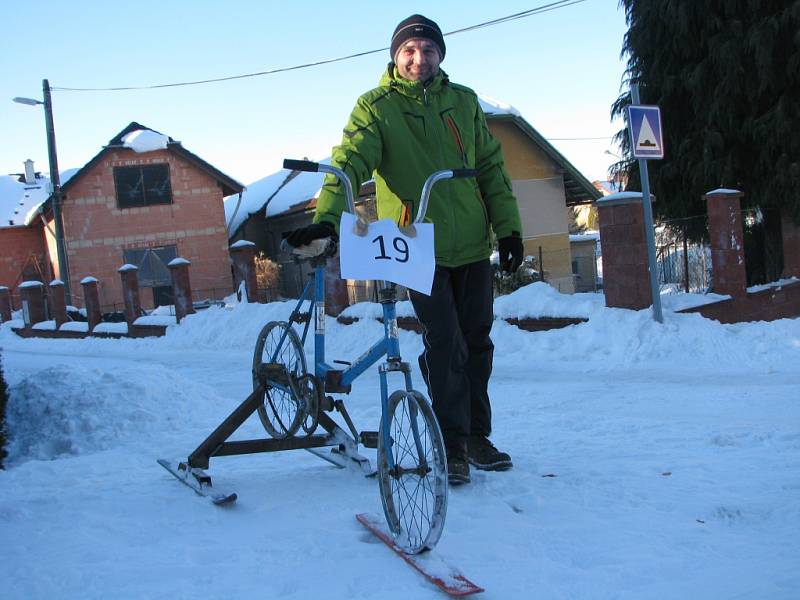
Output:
top-left (0, 286), bottom-right (11, 322)
top-left (781, 208), bottom-right (800, 278)
top-left (705, 189), bottom-right (746, 297)
top-left (230, 240), bottom-right (259, 302)
top-left (19, 281), bottom-right (46, 327)
top-left (81, 277), bottom-right (102, 331)
top-left (49, 280), bottom-right (68, 328)
top-left (595, 192), bottom-right (654, 310)
top-left (325, 255), bottom-right (350, 317)
top-left (118, 264), bottom-right (142, 326)
top-left (168, 258), bottom-right (195, 324)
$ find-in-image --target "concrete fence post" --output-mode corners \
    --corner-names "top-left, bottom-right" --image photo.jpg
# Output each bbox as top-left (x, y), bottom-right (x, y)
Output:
top-left (49, 280), bottom-right (68, 328)
top-left (0, 286), bottom-right (11, 322)
top-left (230, 240), bottom-right (259, 303)
top-left (595, 192), bottom-right (655, 310)
top-left (705, 189), bottom-right (746, 297)
top-left (168, 258), bottom-right (195, 324)
top-left (19, 281), bottom-right (46, 327)
top-left (118, 264), bottom-right (142, 326)
top-left (81, 277), bottom-right (102, 331)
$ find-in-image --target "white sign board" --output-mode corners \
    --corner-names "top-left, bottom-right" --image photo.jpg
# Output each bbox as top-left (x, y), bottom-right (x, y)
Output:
top-left (339, 212), bottom-right (435, 295)
top-left (628, 105), bottom-right (664, 159)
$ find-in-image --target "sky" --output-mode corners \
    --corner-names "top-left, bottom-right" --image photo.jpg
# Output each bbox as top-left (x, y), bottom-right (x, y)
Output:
top-left (2, 282), bottom-right (799, 598)
top-left (1, 0), bottom-right (629, 190)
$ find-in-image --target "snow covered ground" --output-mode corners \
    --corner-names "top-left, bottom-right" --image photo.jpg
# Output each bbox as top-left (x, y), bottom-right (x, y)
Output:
top-left (1, 284), bottom-right (798, 599)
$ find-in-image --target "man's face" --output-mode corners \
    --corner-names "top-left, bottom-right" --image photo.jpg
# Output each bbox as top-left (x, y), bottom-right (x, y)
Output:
top-left (395, 38), bottom-right (441, 82)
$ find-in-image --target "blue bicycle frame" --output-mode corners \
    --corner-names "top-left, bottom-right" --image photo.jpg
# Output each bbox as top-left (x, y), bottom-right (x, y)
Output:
top-left (279, 264), bottom-right (415, 472)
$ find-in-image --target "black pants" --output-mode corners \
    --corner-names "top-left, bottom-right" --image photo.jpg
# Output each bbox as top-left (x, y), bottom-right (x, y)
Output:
top-left (408, 259), bottom-right (494, 445)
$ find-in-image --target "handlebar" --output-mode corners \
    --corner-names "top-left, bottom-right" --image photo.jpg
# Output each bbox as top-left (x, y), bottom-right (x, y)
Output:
top-left (283, 158), bottom-right (478, 234)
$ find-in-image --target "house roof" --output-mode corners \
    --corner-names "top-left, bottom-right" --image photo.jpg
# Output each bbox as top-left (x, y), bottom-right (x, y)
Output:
top-left (482, 112), bottom-right (601, 206)
top-left (28, 122), bottom-right (245, 223)
top-left (0, 169), bottom-right (78, 229)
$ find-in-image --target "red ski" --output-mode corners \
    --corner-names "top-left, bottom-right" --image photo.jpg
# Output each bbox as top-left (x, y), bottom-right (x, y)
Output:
top-left (356, 513), bottom-right (484, 597)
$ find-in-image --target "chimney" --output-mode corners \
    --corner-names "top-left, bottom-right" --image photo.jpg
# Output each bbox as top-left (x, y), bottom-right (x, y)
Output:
top-left (24, 159), bottom-right (36, 184)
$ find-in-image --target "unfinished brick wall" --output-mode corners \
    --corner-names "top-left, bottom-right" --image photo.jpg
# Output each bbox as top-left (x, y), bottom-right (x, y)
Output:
top-left (0, 226), bottom-right (49, 291)
top-left (60, 147), bottom-right (233, 310)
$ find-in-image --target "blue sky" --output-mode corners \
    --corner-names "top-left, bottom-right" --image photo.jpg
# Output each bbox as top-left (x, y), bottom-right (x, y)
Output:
top-left (2, 1), bottom-right (629, 187)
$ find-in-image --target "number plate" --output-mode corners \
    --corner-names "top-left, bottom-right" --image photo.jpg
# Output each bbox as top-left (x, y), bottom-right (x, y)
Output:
top-left (339, 213), bottom-right (435, 295)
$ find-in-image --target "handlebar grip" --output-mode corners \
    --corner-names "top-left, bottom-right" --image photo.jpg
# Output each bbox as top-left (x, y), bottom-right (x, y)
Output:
top-left (451, 168), bottom-right (479, 178)
top-left (283, 159), bottom-right (319, 172)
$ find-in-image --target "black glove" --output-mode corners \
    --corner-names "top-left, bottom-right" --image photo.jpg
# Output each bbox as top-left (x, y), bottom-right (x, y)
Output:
top-left (498, 234), bottom-right (523, 273)
top-left (283, 221), bottom-right (337, 247)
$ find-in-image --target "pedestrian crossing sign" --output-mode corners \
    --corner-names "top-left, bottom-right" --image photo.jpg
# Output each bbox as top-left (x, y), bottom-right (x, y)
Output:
top-left (628, 105), bottom-right (664, 159)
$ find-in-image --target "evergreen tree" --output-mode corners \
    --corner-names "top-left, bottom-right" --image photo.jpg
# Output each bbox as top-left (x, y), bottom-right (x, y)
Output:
top-left (612, 0), bottom-right (800, 242)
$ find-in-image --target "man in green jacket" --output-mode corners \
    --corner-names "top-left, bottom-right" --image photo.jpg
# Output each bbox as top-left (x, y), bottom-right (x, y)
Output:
top-left (286, 14), bottom-right (523, 484)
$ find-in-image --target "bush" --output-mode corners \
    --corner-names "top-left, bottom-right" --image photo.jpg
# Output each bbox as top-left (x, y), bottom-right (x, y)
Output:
top-left (255, 252), bottom-right (282, 301)
top-left (493, 256), bottom-right (541, 297)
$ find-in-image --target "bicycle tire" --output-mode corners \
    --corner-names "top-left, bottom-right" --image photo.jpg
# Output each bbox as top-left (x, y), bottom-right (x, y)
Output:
top-left (377, 390), bottom-right (448, 554)
top-left (252, 320), bottom-right (306, 438)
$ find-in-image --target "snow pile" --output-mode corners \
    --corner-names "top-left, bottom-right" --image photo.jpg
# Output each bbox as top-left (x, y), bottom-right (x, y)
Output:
top-left (4, 362), bottom-right (225, 465)
top-left (121, 129), bottom-right (170, 153)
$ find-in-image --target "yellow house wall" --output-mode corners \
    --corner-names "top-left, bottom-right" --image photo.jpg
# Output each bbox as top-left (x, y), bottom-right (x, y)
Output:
top-left (488, 120), bottom-right (574, 293)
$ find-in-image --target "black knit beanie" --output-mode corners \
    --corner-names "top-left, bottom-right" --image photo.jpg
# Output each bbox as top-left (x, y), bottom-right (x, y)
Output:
top-left (390, 14), bottom-right (445, 62)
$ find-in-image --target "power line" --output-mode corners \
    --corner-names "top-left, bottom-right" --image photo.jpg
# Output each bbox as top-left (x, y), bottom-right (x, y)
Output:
top-left (52, 1), bottom-right (587, 92)
top-left (548, 136), bottom-right (614, 140)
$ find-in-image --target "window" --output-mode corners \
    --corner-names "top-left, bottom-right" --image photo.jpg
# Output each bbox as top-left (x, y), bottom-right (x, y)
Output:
top-left (114, 164), bottom-right (172, 208)
top-left (122, 245), bottom-right (177, 288)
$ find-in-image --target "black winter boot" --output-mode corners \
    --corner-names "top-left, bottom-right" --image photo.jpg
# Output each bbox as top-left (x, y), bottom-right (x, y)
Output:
top-left (445, 438), bottom-right (470, 485)
top-left (467, 436), bottom-right (513, 471)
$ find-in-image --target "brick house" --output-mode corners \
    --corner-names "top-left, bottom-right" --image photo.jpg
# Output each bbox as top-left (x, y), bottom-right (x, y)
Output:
top-left (0, 162), bottom-right (59, 301)
top-left (0, 123), bottom-right (244, 312)
top-left (227, 95), bottom-right (599, 296)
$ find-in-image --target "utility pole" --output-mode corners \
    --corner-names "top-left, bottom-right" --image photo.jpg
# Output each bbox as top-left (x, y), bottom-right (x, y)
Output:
top-left (42, 79), bottom-right (72, 305)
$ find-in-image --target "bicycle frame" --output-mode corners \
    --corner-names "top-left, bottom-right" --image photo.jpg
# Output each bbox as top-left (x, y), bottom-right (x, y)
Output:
top-left (280, 260), bottom-right (413, 472)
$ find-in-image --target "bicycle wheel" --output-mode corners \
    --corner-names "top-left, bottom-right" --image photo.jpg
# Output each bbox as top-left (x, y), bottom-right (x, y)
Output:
top-left (378, 390), bottom-right (448, 554)
top-left (252, 321), bottom-right (306, 438)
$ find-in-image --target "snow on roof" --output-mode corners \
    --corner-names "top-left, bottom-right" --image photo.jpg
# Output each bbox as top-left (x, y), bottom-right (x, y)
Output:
top-left (224, 157), bottom-right (330, 236)
top-left (477, 93), bottom-right (521, 117)
top-left (570, 230), bottom-right (600, 242)
top-left (121, 129), bottom-right (170, 153)
top-left (593, 180), bottom-right (623, 196)
top-left (0, 169), bottom-right (79, 229)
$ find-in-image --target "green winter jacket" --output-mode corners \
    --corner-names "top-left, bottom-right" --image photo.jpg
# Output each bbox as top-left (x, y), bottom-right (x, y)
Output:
top-left (313, 65), bottom-right (522, 267)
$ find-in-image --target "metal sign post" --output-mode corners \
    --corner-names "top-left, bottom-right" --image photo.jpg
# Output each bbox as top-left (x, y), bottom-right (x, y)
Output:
top-left (628, 84), bottom-right (663, 323)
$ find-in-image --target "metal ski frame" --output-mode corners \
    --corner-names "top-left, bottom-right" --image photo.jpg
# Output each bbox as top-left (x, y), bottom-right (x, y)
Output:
top-left (184, 249), bottom-right (377, 473)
